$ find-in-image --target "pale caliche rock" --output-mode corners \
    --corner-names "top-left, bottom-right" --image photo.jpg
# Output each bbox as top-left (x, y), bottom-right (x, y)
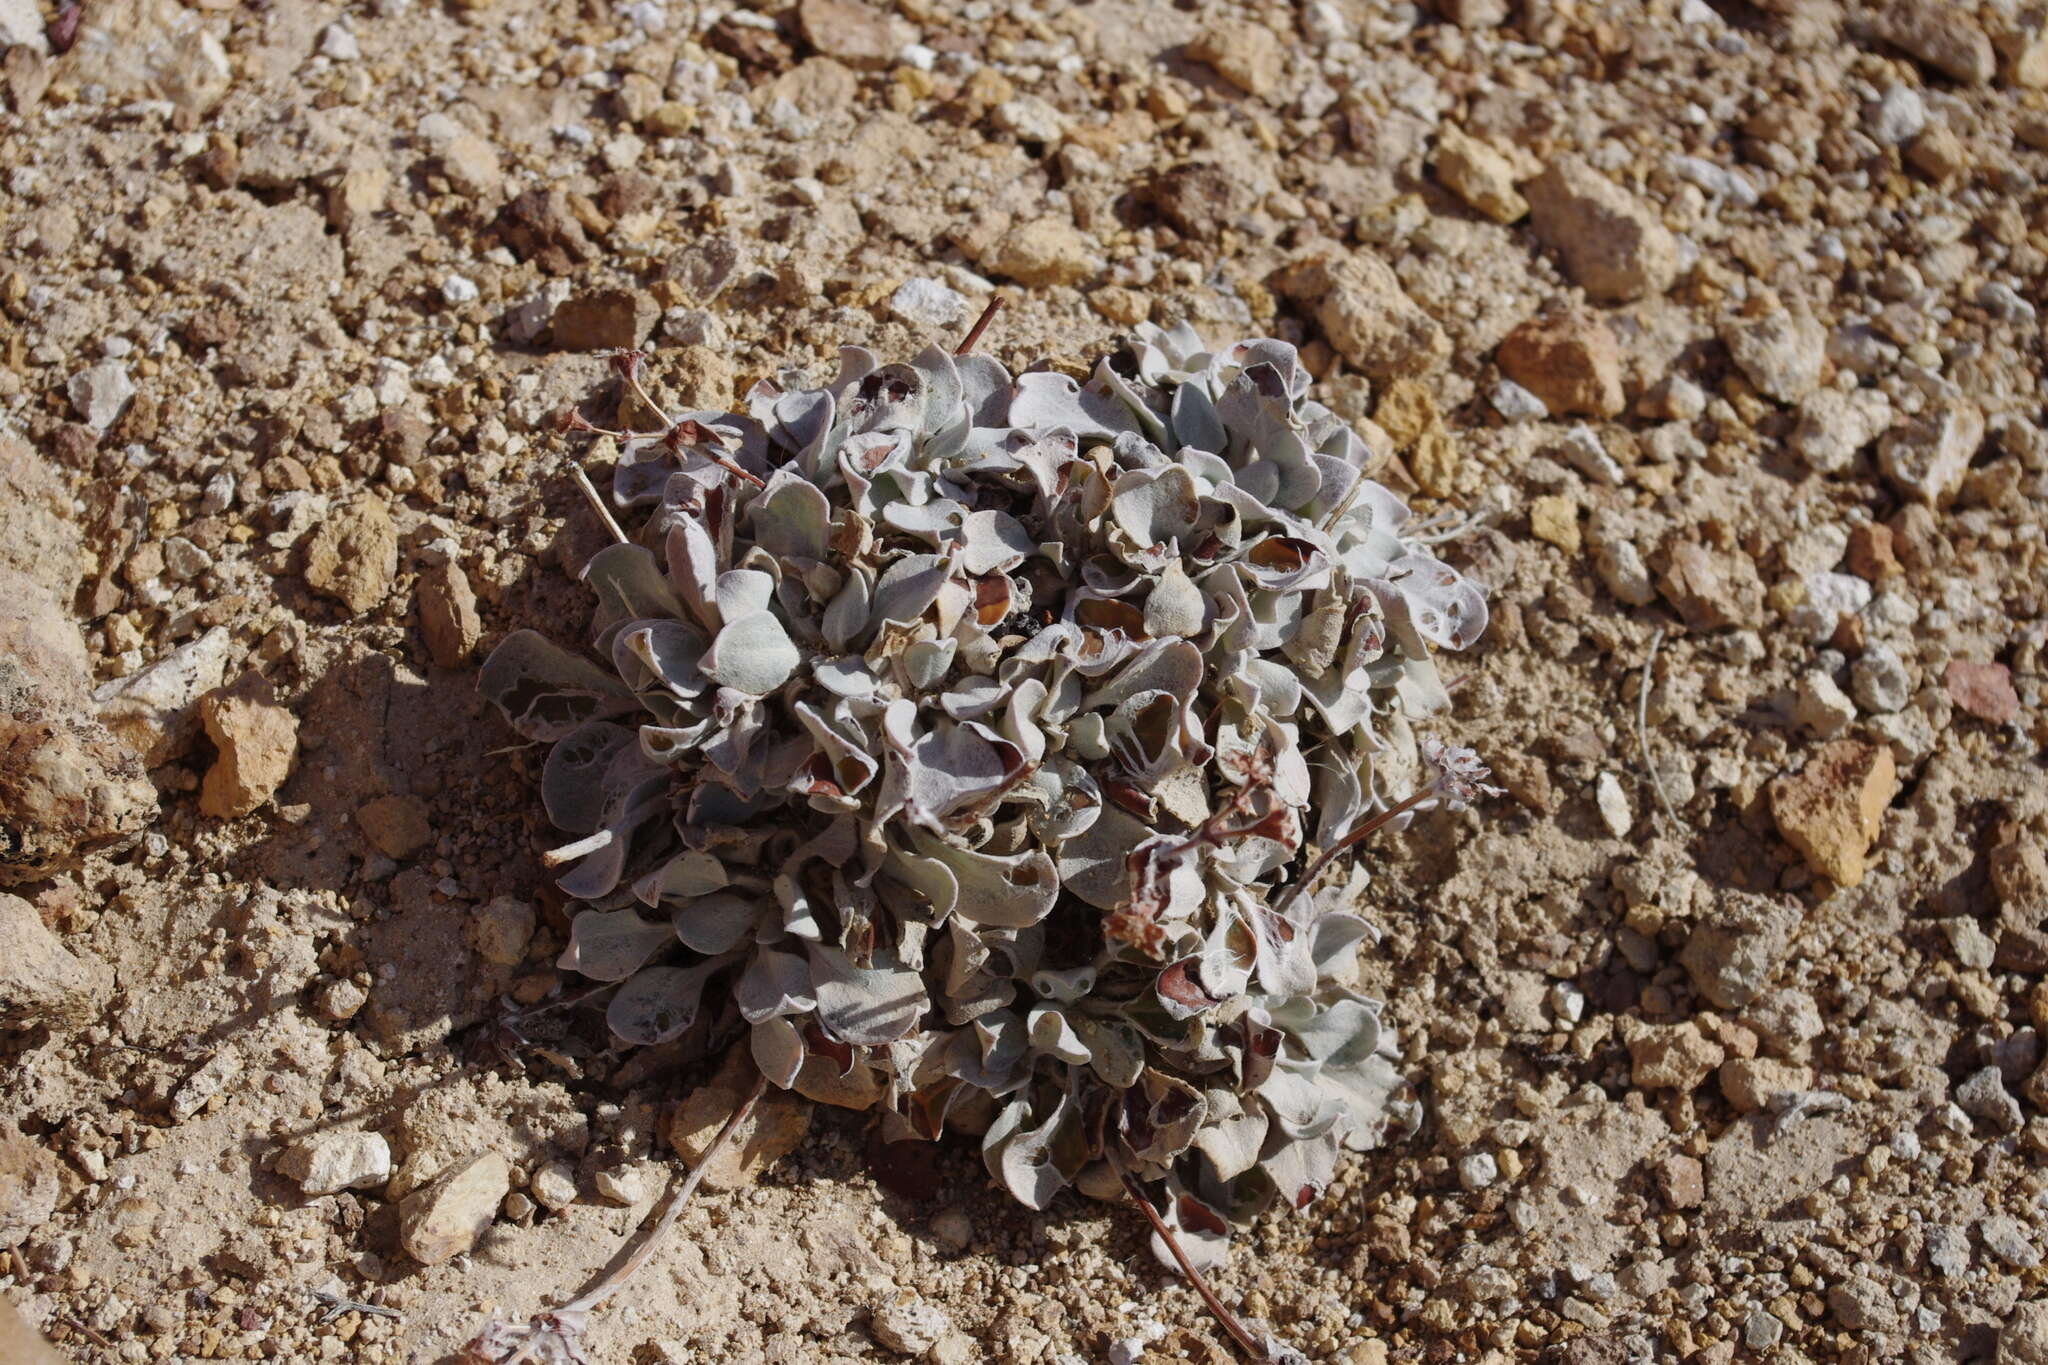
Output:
top-left (1, 572), bottom-right (157, 884)
top-left (1525, 156), bottom-right (1680, 302)
top-left (399, 1151), bottom-right (511, 1265)
top-left (0, 892), bottom-right (114, 1030)
top-left (197, 676), bottom-right (299, 820)
top-left (1276, 251), bottom-right (1450, 383)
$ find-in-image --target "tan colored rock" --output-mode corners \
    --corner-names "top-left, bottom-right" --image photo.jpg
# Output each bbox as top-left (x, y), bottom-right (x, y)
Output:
top-left (1878, 0), bottom-right (1994, 84)
top-left (0, 1120), bottom-right (60, 1249)
top-left (197, 676), bottom-right (298, 820)
top-left (796, 0), bottom-right (897, 70)
top-left (399, 1151), bottom-right (509, 1265)
top-left (326, 165), bottom-right (390, 229)
top-left (303, 496), bottom-right (398, 614)
top-left (1433, 124), bottom-right (1528, 223)
top-left (986, 218), bottom-right (1098, 288)
top-left (1525, 156), bottom-right (1679, 302)
top-left (1276, 253), bottom-right (1449, 383)
top-left (356, 793), bottom-right (433, 859)
top-left (667, 1050), bottom-right (812, 1190)
top-left (94, 627), bottom-right (233, 766)
top-left (2, 573), bottom-right (157, 883)
top-left (1186, 20), bottom-right (1285, 98)
top-left (0, 436), bottom-right (83, 601)
top-left (466, 896), bottom-right (535, 966)
top-left (1627, 1020), bottom-right (1725, 1091)
top-left (551, 287), bottom-right (659, 351)
top-left (1718, 1058), bottom-right (1814, 1113)
top-left (1880, 400), bottom-right (1985, 505)
top-left (1, 1299), bottom-right (65, 1365)
top-left (416, 561), bottom-right (482, 669)
top-left (1496, 309), bottom-right (1624, 417)
top-left (1529, 495), bottom-right (1580, 552)
top-left (1769, 739), bottom-right (1898, 888)
top-left (441, 133), bottom-right (502, 200)
top-left (1657, 540), bottom-right (1764, 632)
top-left (0, 892), bottom-right (113, 1030)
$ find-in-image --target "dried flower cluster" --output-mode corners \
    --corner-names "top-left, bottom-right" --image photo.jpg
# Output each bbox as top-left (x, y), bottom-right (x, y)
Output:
top-left (480, 323), bottom-right (1490, 1258)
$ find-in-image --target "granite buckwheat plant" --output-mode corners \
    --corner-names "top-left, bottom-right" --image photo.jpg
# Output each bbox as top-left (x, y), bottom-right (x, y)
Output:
top-left (469, 317), bottom-right (1495, 1362)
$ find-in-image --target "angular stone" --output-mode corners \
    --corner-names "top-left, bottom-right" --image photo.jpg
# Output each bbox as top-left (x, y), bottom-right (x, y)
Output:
top-left (2, 574), bottom-right (157, 883)
top-left (466, 896), bottom-right (535, 966)
top-left (1791, 387), bottom-right (1892, 474)
top-left (1719, 1057), bottom-right (1813, 1113)
top-left (550, 287), bottom-right (659, 351)
top-left (1769, 739), bottom-right (1897, 888)
top-left (66, 360), bottom-right (135, 432)
top-left (416, 561), bottom-right (482, 669)
top-left (1186, 20), bottom-right (1284, 97)
top-left (197, 677), bottom-right (298, 819)
top-left (1944, 659), bottom-right (2021, 725)
top-left (797, 0), bottom-right (896, 70)
top-left (870, 1292), bottom-right (952, 1356)
top-left (277, 1131), bottom-right (392, 1195)
top-left (399, 1151), bottom-right (509, 1265)
top-left (667, 1049), bottom-right (813, 1190)
top-left (1657, 540), bottom-right (1763, 632)
top-left (1144, 162), bottom-right (1251, 242)
top-left (1277, 252), bottom-right (1449, 383)
top-left (93, 627), bottom-right (232, 766)
top-left (1679, 893), bottom-right (1802, 1010)
top-left (985, 218), bottom-right (1098, 288)
top-left (1626, 1020), bottom-right (1725, 1091)
top-left (1722, 308), bottom-right (1826, 404)
top-left (1525, 157), bottom-right (1679, 302)
top-left (303, 497), bottom-right (398, 614)
top-left (0, 891), bottom-right (113, 1030)
top-left (1434, 124), bottom-right (1528, 223)
top-left (1496, 309), bottom-right (1623, 417)
top-left (1879, 400), bottom-right (1984, 505)
top-left (1879, 0), bottom-right (1995, 84)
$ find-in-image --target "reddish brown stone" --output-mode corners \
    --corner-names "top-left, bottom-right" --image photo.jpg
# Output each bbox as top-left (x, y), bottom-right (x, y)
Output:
top-left (1945, 660), bottom-right (2020, 725)
top-left (1496, 308), bottom-right (1625, 417)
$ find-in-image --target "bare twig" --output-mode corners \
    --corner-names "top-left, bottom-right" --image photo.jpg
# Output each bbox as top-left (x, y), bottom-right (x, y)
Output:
top-left (1636, 627), bottom-right (1680, 828)
top-left (462, 1071), bottom-right (769, 1364)
top-left (1116, 1166), bottom-right (1281, 1362)
top-left (955, 296), bottom-right (1002, 356)
top-left (307, 1289), bottom-right (403, 1324)
top-left (567, 463), bottom-right (629, 547)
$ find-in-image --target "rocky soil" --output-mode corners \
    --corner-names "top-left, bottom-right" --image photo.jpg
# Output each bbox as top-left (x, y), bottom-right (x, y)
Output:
top-left (1, 0), bottom-right (2046, 1362)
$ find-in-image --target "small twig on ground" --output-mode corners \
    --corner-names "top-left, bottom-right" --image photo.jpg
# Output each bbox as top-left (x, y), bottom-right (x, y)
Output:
top-left (462, 1071), bottom-right (769, 1364)
top-left (567, 463), bottom-right (629, 547)
top-left (307, 1289), bottom-right (403, 1325)
top-left (1636, 627), bottom-right (1681, 828)
top-left (955, 296), bottom-right (1002, 356)
top-left (1116, 1166), bottom-right (1282, 1362)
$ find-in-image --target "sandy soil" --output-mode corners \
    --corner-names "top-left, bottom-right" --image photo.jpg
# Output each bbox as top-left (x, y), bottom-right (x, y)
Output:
top-left (2, 1), bottom-right (2046, 1363)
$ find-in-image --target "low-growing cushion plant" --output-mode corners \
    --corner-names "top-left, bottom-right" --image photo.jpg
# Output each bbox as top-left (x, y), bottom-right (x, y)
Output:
top-left (468, 313), bottom-right (1494, 1362)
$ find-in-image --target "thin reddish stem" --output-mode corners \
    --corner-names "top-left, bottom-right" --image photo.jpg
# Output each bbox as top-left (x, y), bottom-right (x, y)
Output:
top-left (955, 296), bottom-right (1002, 356)
top-left (1267, 787), bottom-right (1433, 920)
top-left (1117, 1167), bottom-right (1273, 1361)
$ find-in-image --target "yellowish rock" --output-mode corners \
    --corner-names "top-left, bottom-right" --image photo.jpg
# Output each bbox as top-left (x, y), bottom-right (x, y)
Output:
top-left (1433, 124), bottom-right (1529, 223)
top-left (1769, 739), bottom-right (1898, 888)
top-left (1529, 495), bottom-right (1581, 552)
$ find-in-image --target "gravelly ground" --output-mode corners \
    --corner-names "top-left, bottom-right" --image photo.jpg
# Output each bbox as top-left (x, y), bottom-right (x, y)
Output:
top-left (2, 1), bottom-right (2047, 1363)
